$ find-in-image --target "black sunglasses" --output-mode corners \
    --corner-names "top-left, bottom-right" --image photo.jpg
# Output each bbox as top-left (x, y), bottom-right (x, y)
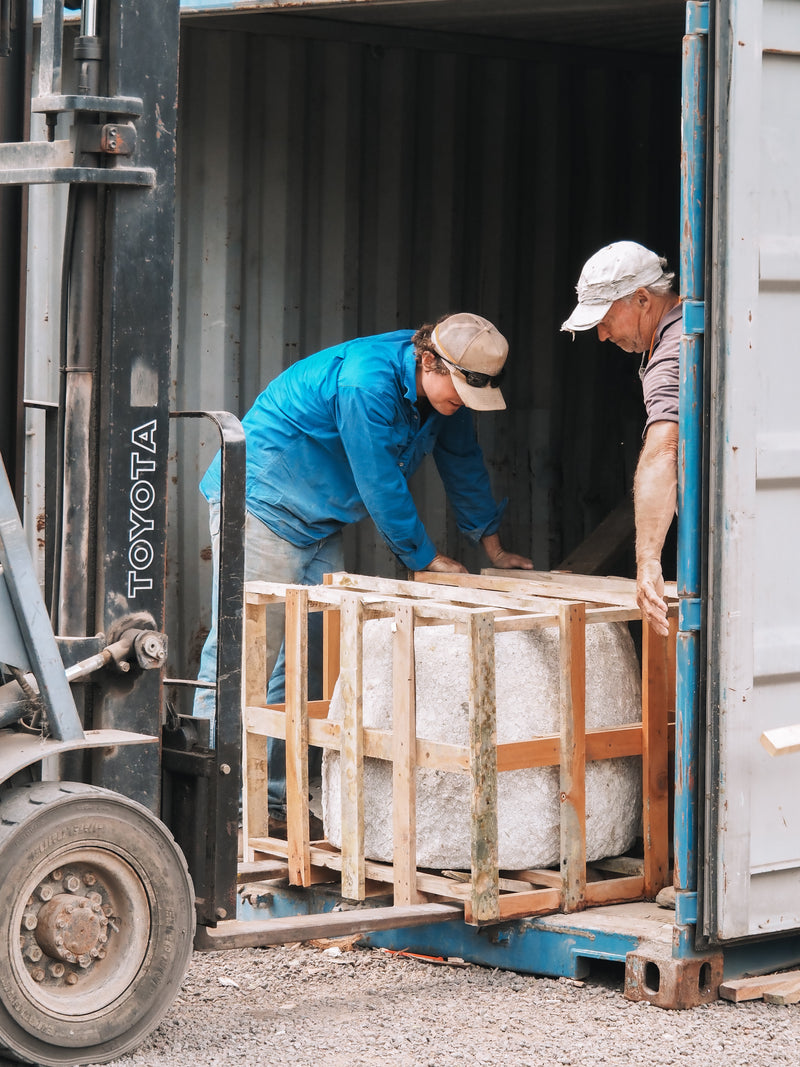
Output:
top-left (437, 353), bottom-right (505, 389)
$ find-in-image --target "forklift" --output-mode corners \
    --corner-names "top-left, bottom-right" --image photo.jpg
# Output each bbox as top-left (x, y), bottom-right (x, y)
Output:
top-left (0, 1), bottom-right (250, 1062)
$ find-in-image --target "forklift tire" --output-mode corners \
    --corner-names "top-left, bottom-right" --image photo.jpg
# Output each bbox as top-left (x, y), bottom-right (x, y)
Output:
top-left (0, 780), bottom-right (195, 1066)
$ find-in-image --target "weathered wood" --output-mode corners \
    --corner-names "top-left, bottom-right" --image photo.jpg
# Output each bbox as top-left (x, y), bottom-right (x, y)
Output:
top-left (392, 603), bottom-right (421, 905)
top-left (557, 497), bottom-right (635, 575)
top-left (467, 610), bottom-right (500, 925)
top-left (322, 574), bottom-right (340, 702)
top-left (195, 902), bottom-right (464, 952)
top-left (285, 588), bottom-right (311, 886)
top-left (559, 601), bottom-right (587, 912)
top-left (719, 969), bottom-right (800, 1003)
top-left (642, 620), bottom-right (671, 897)
top-left (243, 601), bottom-right (268, 863)
top-left (761, 724), bottom-right (800, 757)
top-left (465, 887), bottom-right (561, 924)
top-left (339, 596), bottom-right (365, 901)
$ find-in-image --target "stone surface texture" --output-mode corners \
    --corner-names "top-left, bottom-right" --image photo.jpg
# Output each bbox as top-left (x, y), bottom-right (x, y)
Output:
top-left (322, 618), bottom-right (642, 870)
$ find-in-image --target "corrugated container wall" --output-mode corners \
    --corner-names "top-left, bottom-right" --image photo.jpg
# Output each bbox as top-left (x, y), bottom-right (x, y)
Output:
top-left (24, 14), bottom-right (681, 687)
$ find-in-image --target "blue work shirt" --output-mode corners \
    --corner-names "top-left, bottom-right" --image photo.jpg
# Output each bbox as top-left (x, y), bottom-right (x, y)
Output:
top-left (200, 330), bottom-right (507, 571)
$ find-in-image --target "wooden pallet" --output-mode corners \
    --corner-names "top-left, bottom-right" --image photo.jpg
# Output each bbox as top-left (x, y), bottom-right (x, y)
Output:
top-left (241, 570), bottom-right (677, 926)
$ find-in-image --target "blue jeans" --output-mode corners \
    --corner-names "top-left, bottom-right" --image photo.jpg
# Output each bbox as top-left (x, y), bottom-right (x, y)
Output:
top-left (194, 502), bottom-right (344, 816)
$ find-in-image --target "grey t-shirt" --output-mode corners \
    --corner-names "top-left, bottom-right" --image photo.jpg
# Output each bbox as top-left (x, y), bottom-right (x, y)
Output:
top-left (640, 303), bottom-right (681, 435)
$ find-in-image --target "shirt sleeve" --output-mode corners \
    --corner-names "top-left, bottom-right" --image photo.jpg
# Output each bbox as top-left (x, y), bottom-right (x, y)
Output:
top-left (642, 321), bottom-right (680, 434)
top-left (433, 410), bottom-right (507, 542)
top-left (334, 385), bottom-right (438, 570)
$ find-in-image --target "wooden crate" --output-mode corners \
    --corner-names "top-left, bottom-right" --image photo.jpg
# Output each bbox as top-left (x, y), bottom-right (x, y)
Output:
top-left (241, 570), bottom-right (677, 926)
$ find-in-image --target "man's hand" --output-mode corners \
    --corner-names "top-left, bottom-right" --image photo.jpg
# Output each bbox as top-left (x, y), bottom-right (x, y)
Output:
top-left (636, 557), bottom-right (669, 637)
top-left (424, 553), bottom-right (468, 573)
top-left (480, 532), bottom-right (533, 571)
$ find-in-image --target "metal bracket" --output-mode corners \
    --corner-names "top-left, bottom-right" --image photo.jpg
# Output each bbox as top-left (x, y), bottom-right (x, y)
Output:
top-left (682, 299), bottom-right (705, 335)
top-left (686, 1), bottom-right (710, 36)
top-left (679, 597), bottom-right (702, 633)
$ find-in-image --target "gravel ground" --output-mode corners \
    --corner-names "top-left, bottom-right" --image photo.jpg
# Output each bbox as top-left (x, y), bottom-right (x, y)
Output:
top-left (65, 935), bottom-right (800, 1067)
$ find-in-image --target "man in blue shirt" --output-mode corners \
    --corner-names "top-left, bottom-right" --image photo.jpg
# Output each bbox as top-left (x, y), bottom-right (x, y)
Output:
top-left (195, 312), bottom-right (532, 831)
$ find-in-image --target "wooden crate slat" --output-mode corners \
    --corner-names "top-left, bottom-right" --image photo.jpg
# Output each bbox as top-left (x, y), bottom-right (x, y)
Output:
top-left (559, 602), bottom-right (587, 912)
top-left (392, 602), bottom-right (420, 905)
top-left (642, 621), bottom-right (671, 897)
top-left (468, 610), bottom-right (500, 925)
top-left (285, 587), bottom-right (311, 886)
top-left (243, 601), bottom-right (268, 863)
top-left (339, 596), bottom-right (365, 901)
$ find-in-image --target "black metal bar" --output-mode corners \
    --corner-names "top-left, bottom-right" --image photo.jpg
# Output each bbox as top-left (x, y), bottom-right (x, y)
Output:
top-left (167, 409), bottom-right (246, 925)
top-left (88, 0), bottom-right (181, 814)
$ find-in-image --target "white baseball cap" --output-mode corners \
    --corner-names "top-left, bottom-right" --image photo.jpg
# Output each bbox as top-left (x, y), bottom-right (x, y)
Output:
top-left (561, 241), bottom-right (666, 333)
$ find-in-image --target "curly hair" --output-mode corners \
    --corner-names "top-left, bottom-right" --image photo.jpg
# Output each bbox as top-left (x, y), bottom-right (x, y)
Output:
top-left (412, 314), bottom-right (452, 375)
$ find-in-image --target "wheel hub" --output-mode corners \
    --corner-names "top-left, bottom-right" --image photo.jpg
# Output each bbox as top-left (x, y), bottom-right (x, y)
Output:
top-left (35, 893), bottom-right (109, 966)
top-left (20, 868), bottom-right (116, 986)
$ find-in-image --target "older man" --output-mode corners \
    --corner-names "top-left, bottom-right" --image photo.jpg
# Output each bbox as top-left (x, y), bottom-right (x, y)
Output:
top-left (562, 241), bottom-right (680, 637)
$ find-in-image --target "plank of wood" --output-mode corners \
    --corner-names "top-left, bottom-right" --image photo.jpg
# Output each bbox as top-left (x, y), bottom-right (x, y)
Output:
top-left (719, 970), bottom-right (800, 1002)
top-left (761, 724), bottom-right (800, 757)
top-left (559, 601), bottom-right (587, 913)
top-left (557, 498), bottom-right (635, 575)
top-left (322, 574), bottom-right (340, 701)
top-left (285, 588), bottom-right (311, 886)
top-left (339, 596), bottom-right (365, 901)
top-left (195, 902), bottom-right (464, 951)
top-left (642, 620), bottom-right (671, 897)
top-left (763, 981), bottom-right (800, 1005)
top-left (243, 601), bottom-right (268, 862)
top-left (464, 887), bottom-right (561, 925)
top-left (467, 610), bottom-right (500, 924)
top-left (392, 603), bottom-right (421, 905)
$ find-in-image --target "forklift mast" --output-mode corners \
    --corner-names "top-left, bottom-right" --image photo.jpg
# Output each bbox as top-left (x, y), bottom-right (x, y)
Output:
top-left (0, 3), bottom-right (247, 1064)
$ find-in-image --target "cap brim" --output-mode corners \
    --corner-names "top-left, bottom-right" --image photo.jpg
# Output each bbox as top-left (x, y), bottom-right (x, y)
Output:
top-left (560, 299), bottom-right (612, 333)
top-left (450, 372), bottom-right (506, 411)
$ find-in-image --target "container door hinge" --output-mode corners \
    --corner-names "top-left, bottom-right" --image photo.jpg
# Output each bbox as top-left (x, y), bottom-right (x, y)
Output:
top-left (682, 299), bottom-right (705, 335)
top-left (675, 889), bottom-right (699, 926)
top-left (679, 597), bottom-right (702, 633)
top-left (686, 2), bottom-right (709, 36)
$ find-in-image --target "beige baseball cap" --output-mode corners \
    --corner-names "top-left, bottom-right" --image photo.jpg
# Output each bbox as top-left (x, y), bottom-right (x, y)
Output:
top-left (561, 241), bottom-right (666, 334)
top-left (431, 313), bottom-right (508, 411)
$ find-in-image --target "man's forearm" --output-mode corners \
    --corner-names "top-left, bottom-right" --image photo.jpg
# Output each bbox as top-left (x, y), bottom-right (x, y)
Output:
top-left (633, 422), bottom-right (679, 566)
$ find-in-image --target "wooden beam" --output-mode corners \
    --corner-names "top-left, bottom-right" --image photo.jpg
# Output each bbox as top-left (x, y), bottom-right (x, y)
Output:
top-left (761, 724), bottom-right (800, 757)
top-left (719, 969), bottom-right (800, 1003)
top-left (339, 596), bottom-right (365, 901)
top-left (243, 601), bottom-right (268, 862)
top-left (642, 619), bottom-right (671, 897)
top-left (195, 902), bottom-right (464, 952)
top-left (392, 603), bottom-right (421, 905)
top-left (556, 498), bottom-right (635, 575)
top-left (559, 601), bottom-right (586, 912)
top-left (285, 588), bottom-right (311, 886)
top-left (467, 611), bottom-right (500, 925)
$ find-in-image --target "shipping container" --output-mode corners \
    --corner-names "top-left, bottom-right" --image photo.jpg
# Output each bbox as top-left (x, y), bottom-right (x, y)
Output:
top-left (13, 0), bottom-right (800, 1007)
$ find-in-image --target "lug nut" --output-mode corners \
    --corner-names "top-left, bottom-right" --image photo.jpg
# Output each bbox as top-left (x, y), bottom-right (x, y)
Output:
top-left (48, 962), bottom-right (65, 978)
top-left (22, 913), bottom-right (38, 931)
top-left (88, 892), bottom-right (102, 906)
top-left (65, 972), bottom-right (78, 986)
top-left (83, 873), bottom-right (96, 887)
top-left (26, 945), bottom-right (43, 963)
top-left (51, 869), bottom-right (63, 881)
top-left (77, 954), bottom-right (91, 968)
top-left (38, 885), bottom-right (53, 902)
top-left (31, 969), bottom-right (45, 983)
top-left (65, 876), bottom-right (81, 893)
